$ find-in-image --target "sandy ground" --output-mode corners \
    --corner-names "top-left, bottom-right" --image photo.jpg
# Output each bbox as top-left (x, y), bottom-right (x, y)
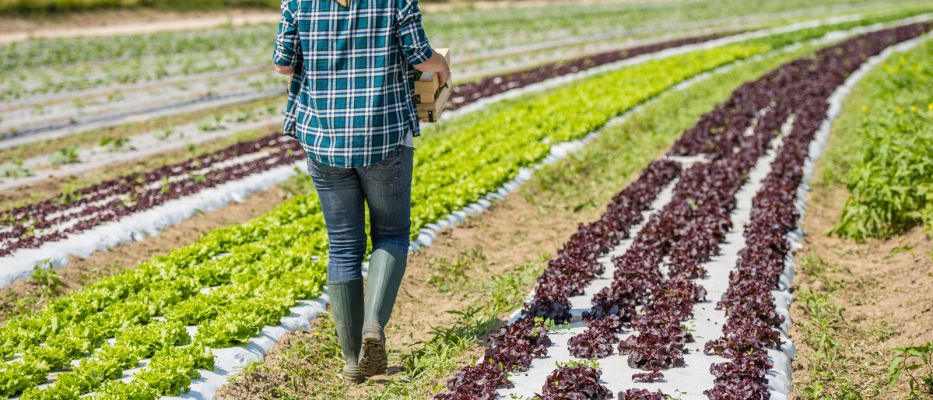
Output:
top-left (790, 183), bottom-right (933, 398)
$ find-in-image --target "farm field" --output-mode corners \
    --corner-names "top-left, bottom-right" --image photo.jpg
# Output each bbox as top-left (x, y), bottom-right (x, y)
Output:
top-left (0, 1), bottom-right (931, 400)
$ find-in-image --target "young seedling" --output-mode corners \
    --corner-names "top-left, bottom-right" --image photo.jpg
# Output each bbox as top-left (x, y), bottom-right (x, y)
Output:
top-left (198, 115), bottom-right (225, 132)
top-left (3, 158), bottom-right (34, 178)
top-left (49, 145), bottom-right (81, 165)
top-left (100, 136), bottom-right (130, 152)
top-left (156, 128), bottom-right (176, 141)
top-left (106, 91), bottom-right (125, 103)
top-left (29, 261), bottom-right (64, 293)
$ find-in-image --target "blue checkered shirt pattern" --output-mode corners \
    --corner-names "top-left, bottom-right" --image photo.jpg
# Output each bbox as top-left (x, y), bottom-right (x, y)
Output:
top-left (275, 0), bottom-right (433, 167)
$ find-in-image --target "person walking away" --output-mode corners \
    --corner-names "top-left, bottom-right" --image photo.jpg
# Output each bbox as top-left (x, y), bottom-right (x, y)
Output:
top-left (272, 0), bottom-right (450, 384)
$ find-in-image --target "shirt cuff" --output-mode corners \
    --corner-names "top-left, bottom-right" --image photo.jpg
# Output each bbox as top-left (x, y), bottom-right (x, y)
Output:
top-left (274, 55), bottom-right (296, 67)
top-left (407, 46), bottom-right (433, 66)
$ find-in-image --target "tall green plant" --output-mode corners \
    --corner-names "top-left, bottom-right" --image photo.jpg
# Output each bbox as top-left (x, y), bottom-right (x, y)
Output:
top-left (831, 40), bottom-right (933, 242)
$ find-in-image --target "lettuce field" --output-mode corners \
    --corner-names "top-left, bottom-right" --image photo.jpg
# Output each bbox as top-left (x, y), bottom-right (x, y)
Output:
top-left (0, 1), bottom-right (931, 399)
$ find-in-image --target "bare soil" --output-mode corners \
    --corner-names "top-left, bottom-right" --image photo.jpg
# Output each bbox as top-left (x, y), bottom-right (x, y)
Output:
top-left (420, 0), bottom-right (667, 12)
top-left (0, 0), bottom-right (645, 42)
top-left (0, 184), bottom-right (290, 323)
top-left (790, 184), bottom-right (933, 398)
top-left (0, 9), bottom-right (279, 44)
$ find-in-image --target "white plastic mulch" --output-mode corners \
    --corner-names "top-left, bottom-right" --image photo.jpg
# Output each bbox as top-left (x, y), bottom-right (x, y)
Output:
top-left (10, 20), bottom-right (927, 400)
top-left (162, 20), bottom-right (911, 400)
top-left (499, 116), bottom-right (794, 399)
top-left (0, 117), bottom-right (279, 191)
top-left (1, 16), bottom-right (823, 290)
top-left (0, 161), bottom-right (302, 288)
top-left (495, 32), bottom-right (931, 400)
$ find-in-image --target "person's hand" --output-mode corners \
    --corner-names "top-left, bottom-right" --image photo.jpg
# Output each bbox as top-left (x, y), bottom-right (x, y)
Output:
top-left (414, 50), bottom-right (451, 86)
top-left (438, 66), bottom-right (451, 87)
top-left (274, 64), bottom-right (295, 76)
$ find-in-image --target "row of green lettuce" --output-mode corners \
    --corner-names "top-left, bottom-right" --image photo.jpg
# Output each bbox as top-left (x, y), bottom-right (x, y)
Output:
top-left (828, 37), bottom-right (933, 244)
top-left (0, 14), bottom-right (923, 400)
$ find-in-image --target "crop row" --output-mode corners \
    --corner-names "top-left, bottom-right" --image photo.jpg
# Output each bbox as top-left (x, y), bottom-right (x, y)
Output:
top-left (830, 39), bottom-right (933, 241)
top-left (702, 24), bottom-right (931, 400)
top-left (5, 5), bottom-right (929, 104)
top-left (555, 22), bottom-right (932, 400)
top-left (2, 4), bottom-right (696, 73)
top-left (0, 24), bottom-right (273, 102)
top-left (0, 36), bottom-right (774, 398)
top-left (0, 29), bottom-right (767, 257)
top-left (0, 31), bottom-right (811, 398)
top-left (0, 135), bottom-right (304, 256)
top-left (1, 12), bottom-right (914, 257)
top-left (0, 2), bottom-right (749, 102)
top-left (545, 76), bottom-right (786, 400)
top-left (0, 209), bottom-right (330, 398)
top-left (448, 32), bottom-right (728, 109)
top-left (1, 21), bottom-right (923, 398)
top-left (432, 21), bottom-right (931, 400)
top-left (436, 159), bottom-right (682, 399)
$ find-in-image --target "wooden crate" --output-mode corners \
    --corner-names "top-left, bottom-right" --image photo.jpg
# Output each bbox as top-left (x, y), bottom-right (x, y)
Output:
top-left (417, 84), bottom-right (451, 123)
top-left (414, 48), bottom-right (452, 123)
top-left (414, 48), bottom-right (451, 104)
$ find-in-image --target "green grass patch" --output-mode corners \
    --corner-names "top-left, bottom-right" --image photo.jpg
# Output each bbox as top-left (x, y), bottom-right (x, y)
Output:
top-left (427, 246), bottom-right (488, 293)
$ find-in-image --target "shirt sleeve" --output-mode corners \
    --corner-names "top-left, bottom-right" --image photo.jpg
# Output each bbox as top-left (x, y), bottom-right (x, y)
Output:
top-left (273, 0), bottom-right (300, 68)
top-left (396, 0), bottom-right (433, 65)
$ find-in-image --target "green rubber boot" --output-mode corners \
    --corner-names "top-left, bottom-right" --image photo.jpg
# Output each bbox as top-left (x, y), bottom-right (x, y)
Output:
top-left (359, 248), bottom-right (407, 377)
top-left (328, 278), bottom-right (365, 383)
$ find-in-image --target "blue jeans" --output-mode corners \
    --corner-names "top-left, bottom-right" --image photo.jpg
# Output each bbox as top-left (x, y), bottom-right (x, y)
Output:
top-left (307, 146), bottom-right (413, 281)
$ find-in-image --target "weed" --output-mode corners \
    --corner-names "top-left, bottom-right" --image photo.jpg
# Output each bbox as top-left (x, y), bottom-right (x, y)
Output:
top-left (29, 261), bottom-right (64, 292)
top-left (556, 359), bottom-right (600, 369)
top-left (197, 116), bottom-right (224, 132)
top-left (428, 246), bottom-right (487, 293)
top-left (887, 342), bottom-right (933, 398)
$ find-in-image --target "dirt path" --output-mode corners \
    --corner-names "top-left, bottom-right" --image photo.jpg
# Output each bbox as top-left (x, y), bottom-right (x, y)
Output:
top-left (217, 168), bottom-right (612, 399)
top-left (0, 9), bottom-right (279, 44)
top-left (420, 0), bottom-right (680, 12)
top-left (790, 183), bottom-right (933, 398)
top-left (0, 0), bottom-right (648, 44)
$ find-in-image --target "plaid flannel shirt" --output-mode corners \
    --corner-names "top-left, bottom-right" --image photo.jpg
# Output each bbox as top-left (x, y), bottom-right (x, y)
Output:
top-left (275, 0), bottom-right (433, 168)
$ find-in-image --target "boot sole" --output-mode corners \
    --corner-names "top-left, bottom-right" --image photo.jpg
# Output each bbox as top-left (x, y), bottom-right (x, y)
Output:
top-left (359, 337), bottom-right (387, 376)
